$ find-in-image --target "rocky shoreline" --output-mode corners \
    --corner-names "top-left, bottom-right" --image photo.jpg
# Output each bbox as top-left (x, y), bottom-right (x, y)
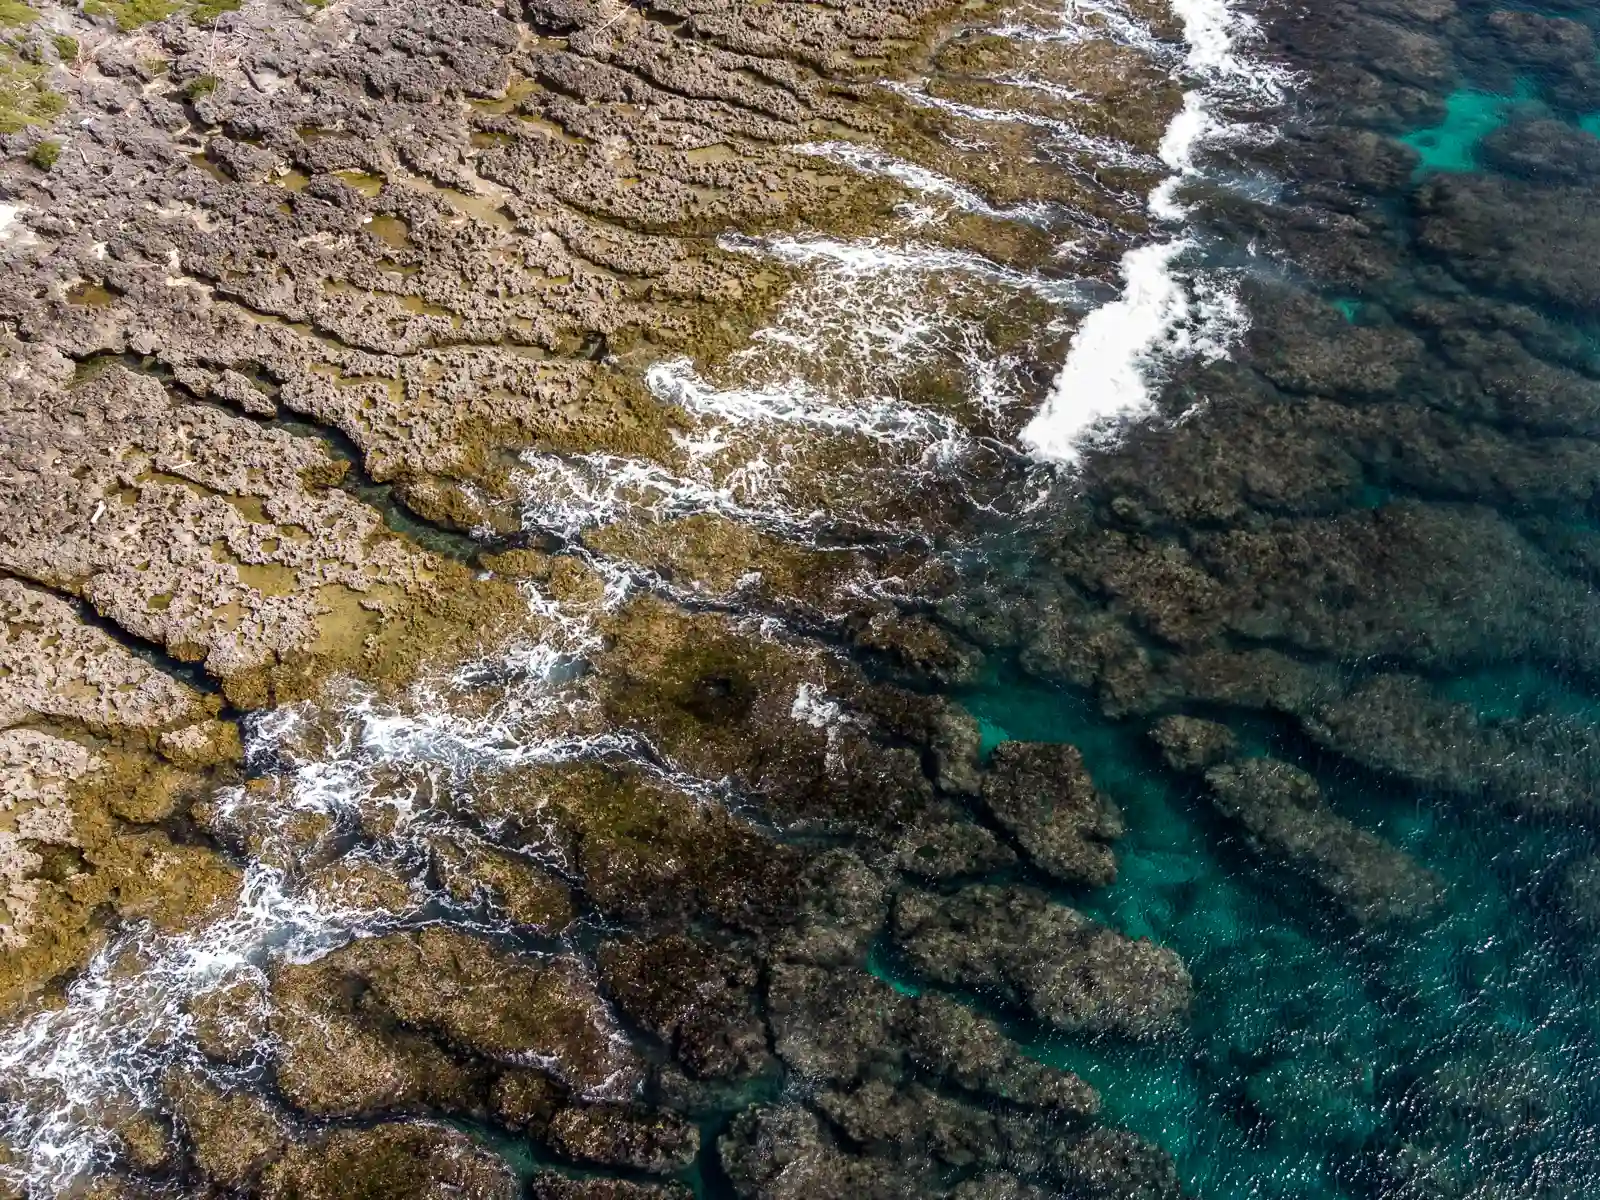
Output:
top-left (2, 0), bottom-right (1600, 1194)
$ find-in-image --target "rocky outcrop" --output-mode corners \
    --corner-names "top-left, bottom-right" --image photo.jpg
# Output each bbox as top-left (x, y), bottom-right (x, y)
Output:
top-left (258, 1122), bottom-right (517, 1200)
top-left (891, 885), bottom-right (1191, 1038)
top-left (981, 741), bottom-right (1123, 886)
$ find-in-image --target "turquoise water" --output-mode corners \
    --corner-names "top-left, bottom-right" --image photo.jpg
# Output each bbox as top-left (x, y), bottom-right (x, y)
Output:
top-left (1400, 83), bottom-right (1534, 174)
top-left (939, 666), bottom-right (1600, 1199)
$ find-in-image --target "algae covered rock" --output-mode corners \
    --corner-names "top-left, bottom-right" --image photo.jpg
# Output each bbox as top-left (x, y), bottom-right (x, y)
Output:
top-left (165, 1068), bottom-right (287, 1188)
top-left (1204, 757), bottom-right (1444, 925)
top-left (766, 963), bottom-right (907, 1084)
top-left (772, 849), bottom-right (890, 968)
top-left (270, 927), bottom-right (639, 1117)
top-left (981, 741), bottom-right (1123, 887)
top-left (892, 885), bottom-right (1191, 1039)
top-left (527, 1176), bottom-right (694, 1200)
top-left (598, 933), bottom-right (771, 1081)
top-left (718, 1102), bottom-right (924, 1199)
top-left (548, 1105), bottom-right (700, 1174)
top-left (258, 1122), bottom-right (516, 1200)
top-left (1149, 716), bottom-right (1238, 775)
top-left (895, 820), bottom-right (1018, 880)
top-left (905, 991), bottom-right (1099, 1116)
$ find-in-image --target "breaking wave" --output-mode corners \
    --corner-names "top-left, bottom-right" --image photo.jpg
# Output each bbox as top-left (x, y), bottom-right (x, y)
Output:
top-left (1020, 0), bottom-right (1294, 463)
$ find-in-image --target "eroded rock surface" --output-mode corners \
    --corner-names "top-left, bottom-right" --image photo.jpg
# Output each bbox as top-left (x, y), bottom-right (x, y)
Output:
top-left (892, 885), bottom-right (1192, 1038)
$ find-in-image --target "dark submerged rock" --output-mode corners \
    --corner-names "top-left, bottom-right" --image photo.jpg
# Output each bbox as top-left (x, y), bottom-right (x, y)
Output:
top-left (1148, 715), bottom-right (1238, 774)
top-left (980, 741), bottom-right (1124, 887)
top-left (891, 885), bottom-right (1192, 1038)
top-left (1204, 757), bottom-right (1444, 925)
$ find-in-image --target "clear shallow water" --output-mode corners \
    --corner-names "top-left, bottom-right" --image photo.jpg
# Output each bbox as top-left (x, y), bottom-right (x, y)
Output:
top-left (952, 665), bottom-right (1600, 1198)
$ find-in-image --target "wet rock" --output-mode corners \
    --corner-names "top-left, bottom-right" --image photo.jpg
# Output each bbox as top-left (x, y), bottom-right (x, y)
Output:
top-left (950, 1176), bottom-right (1051, 1200)
top-left (847, 610), bottom-right (986, 688)
top-left (1149, 716), bottom-right (1238, 774)
top-left (187, 971), bottom-right (270, 1065)
top-left (489, 1068), bottom-right (568, 1138)
top-left (1082, 500), bottom-right (1600, 680)
top-left (719, 1102), bottom-right (922, 1199)
top-left (271, 951), bottom-right (482, 1117)
top-left (1249, 291), bottom-right (1425, 399)
top-left (504, 763), bottom-right (802, 932)
top-left (527, 1177), bottom-right (694, 1200)
top-left (271, 927), bottom-right (638, 1117)
top-left (981, 741), bottom-right (1123, 887)
top-left (1478, 119), bottom-right (1600, 185)
top-left (895, 820), bottom-right (1017, 880)
top-left (814, 1078), bottom-right (1024, 1172)
top-left (1417, 176), bottom-right (1600, 316)
top-left (1055, 1128), bottom-right (1183, 1200)
top-left (773, 849), bottom-right (888, 967)
top-left (1484, 10), bottom-right (1594, 70)
top-left (433, 836), bottom-right (574, 930)
top-left (892, 885), bottom-right (1191, 1038)
top-left (1305, 672), bottom-right (1600, 819)
top-left (258, 1122), bottom-right (517, 1200)
top-left (110, 1110), bottom-right (176, 1173)
top-left (166, 1068), bottom-right (288, 1188)
top-left (766, 963), bottom-right (905, 1083)
top-left (598, 933), bottom-right (771, 1081)
top-left (1204, 757), bottom-right (1444, 925)
top-left (597, 601), bottom-right (940, 833)
top-left (905, 991), bottom-right (1099, 1115)
top-left (548, 1105), bottom-right (700, 1174)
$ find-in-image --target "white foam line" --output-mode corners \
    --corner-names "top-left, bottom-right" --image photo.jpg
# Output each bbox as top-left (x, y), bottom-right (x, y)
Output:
top-left (649, 358), bottom-right (966, 446)
top-left (992, 0), bottom-right (1176, 56)
top-left (0, 609), bottom-right (651, 1195)
top-left (1020, 0), bottom-right (1293, 464)
top-left (517, 450), bottom-right (828, 541)
top-left (794, 141), bottom-right (1059, 226)
top-left (720, 232), bottom-right (1094, 305)
top-left (884, 81), bottom-right (1160, 172)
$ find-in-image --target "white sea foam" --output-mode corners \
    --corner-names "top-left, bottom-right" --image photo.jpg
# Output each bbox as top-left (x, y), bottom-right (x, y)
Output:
top-left (0, 607), bottom-right (645, 1196)
top-left (1021, 0), bottom-right (1293, 463)
top-left (795, 141), bottom-right (1059, 226)
top-left (517, 229), bottom-right (1087, 539)
top-left (884, 81), bottom-right (1160, 172)
top-left (517, 448), bottom-right (829, 540)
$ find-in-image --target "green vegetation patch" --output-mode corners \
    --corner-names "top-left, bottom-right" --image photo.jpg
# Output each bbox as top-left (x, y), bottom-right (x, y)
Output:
top-left (0, 57), bottom-right (65, 134)
top-left (83, 0), bottom-right (240, 28)
top-left (0, 0), bottom-right (37, 27)
top-left (189, 0), bottom-right (239, 24)
top-left (83, 0), bottom-right (182, 30)
top-left (27, 136), bottom-right (59, 169)
top-left (51, 34), bottom-right (78, 62)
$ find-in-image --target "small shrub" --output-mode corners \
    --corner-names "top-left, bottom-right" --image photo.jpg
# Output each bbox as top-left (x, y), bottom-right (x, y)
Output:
top-left (27, 136), bottom-right (60, 169)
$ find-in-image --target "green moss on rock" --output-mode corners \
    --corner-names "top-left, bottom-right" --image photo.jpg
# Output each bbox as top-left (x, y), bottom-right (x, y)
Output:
top-left (0, 56), bottom-right (64, 133)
